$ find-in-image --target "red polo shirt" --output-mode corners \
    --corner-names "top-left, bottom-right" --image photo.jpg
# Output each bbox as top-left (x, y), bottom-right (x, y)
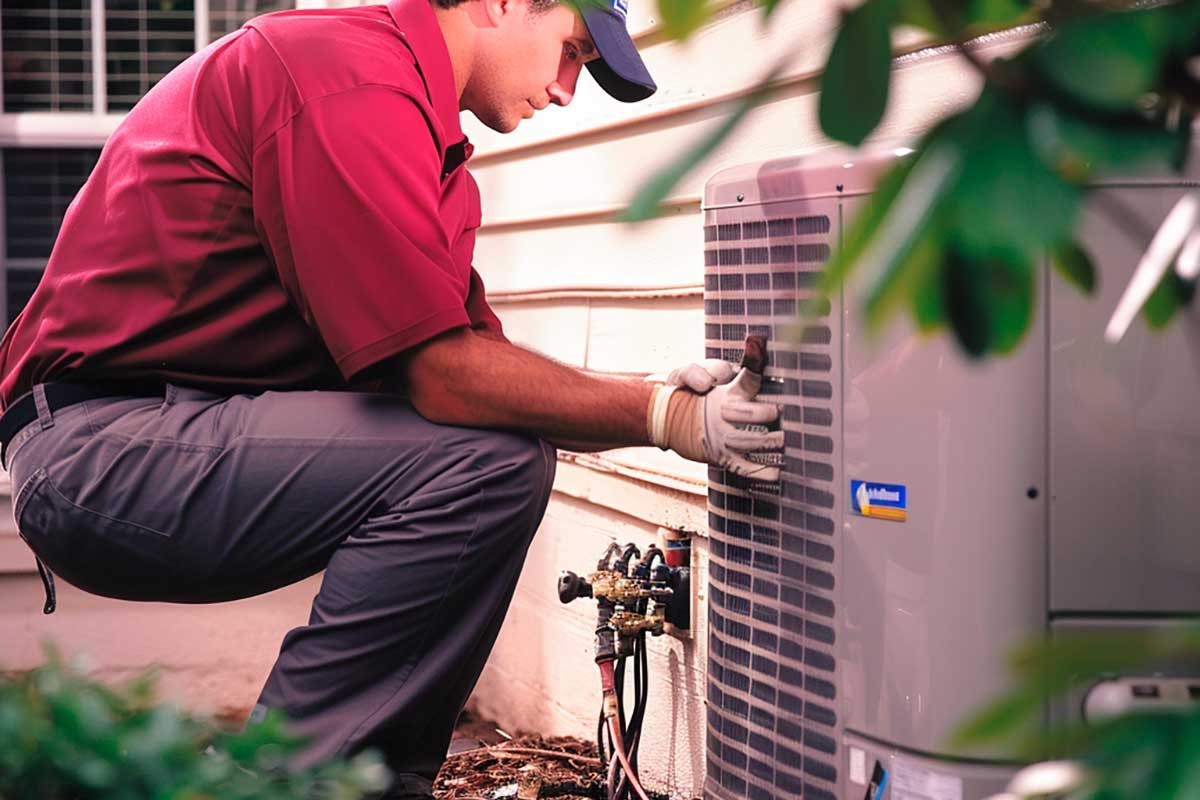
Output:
top-left (0, 0), bottom-right (501, 408)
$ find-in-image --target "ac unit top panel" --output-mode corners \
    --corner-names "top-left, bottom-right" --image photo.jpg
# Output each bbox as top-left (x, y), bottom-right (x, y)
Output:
top-left (704, 120), bottom-right (1200, 211)
top-left (704, 143), bottom-right (911, 210)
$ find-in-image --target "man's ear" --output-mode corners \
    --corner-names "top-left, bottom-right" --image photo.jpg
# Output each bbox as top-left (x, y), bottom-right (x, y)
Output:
top-left (479, 0), bottom-right (512, 28)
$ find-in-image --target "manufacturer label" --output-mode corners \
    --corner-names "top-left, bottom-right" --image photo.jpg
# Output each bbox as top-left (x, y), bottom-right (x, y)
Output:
top-left (848, 747), bottom-right (867, 786)
top-left (891, 759), bottom-right (962, 800)
top-left (851, 480), bottom-right (908, 522)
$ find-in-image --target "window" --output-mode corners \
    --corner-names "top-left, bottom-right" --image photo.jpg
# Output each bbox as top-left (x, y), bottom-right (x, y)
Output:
top-left (4, 2), bottom-right (294, 114)
top-left (2, 1), bottom-right (95, 113)
top-left (0, 1), bottom-right (296, 327)
top-left (210, 0), bottom-right (293, 42)
top-left (105, 1), bottom-right (197, 111)
top-left (2, 147), bottom-right (102, 322)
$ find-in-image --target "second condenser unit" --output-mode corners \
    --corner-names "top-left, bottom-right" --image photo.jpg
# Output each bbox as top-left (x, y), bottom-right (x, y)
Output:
top-left (701, 144), bottom-right (1200, 800)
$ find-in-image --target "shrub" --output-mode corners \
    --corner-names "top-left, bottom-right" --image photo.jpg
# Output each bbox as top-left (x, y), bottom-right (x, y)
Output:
top-left (0, 646), bottom-right (390, 800)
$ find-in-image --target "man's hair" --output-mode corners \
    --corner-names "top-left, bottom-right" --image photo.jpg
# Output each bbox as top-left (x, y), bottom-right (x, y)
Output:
top-left (432, 0), bottom-right (558, 12)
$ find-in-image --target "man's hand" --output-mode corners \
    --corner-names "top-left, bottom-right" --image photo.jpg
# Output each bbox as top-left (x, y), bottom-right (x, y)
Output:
top-left (648, 366), bottom-right (783, 481)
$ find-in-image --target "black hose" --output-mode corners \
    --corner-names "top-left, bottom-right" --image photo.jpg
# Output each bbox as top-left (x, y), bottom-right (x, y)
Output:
top-left (613, 633), bottom-right (652, 800)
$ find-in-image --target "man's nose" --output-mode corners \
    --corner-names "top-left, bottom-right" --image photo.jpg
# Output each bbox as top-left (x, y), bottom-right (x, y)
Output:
top-left (548, 62), bottom-right (582, 107)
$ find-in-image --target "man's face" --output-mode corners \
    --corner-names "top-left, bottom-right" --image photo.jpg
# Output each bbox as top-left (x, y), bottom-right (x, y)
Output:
top-left (464, 0), bottom-right (600, 133)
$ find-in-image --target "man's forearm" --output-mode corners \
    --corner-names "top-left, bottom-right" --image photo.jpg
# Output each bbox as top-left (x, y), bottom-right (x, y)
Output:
top-left (402, 327), bottom-right (653, 446)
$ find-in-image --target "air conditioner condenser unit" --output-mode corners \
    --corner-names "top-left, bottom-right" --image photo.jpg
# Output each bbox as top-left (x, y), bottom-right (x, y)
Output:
top-left (701, 143), bottom-right (1200, 800)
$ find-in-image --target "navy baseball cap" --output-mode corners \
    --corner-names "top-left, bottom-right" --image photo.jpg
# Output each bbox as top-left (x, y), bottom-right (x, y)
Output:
top-left (580, 0), bottom-right (657, 102)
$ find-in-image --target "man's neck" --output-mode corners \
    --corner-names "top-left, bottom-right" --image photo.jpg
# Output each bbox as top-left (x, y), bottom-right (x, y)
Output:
top-left (434, 7), bottom-right (475, 103)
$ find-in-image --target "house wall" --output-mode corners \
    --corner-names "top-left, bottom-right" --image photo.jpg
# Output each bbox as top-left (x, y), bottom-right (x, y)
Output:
top-left (0, 2), bottom-right (1024, 796)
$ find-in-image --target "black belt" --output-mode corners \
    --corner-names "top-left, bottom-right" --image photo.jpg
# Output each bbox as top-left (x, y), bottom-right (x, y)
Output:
top-left (0, 380), bottom-right (166, 467)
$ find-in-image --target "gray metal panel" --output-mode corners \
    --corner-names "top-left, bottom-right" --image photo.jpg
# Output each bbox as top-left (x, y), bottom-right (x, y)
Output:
top-left (839, 196), bottom-right (1048, 758)
top-left (1048, 184), bottom-right (1200, 613)
top-left (843, 731), bottom-right (1015, 800)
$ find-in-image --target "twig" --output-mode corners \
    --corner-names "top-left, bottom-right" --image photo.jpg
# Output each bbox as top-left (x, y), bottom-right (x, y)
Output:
top-left (447, 745), bottom-right (603, 766)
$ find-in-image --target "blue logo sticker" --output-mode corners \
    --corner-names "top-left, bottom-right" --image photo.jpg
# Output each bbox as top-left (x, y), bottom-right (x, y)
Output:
top-left (612, 0), bottom-right (629, 20)
top-left (850, 480), bottom-right (907, 522)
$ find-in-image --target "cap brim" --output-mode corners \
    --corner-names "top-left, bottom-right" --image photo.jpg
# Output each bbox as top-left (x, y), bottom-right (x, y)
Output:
top-left (581, 7), bottom-right (656, 103)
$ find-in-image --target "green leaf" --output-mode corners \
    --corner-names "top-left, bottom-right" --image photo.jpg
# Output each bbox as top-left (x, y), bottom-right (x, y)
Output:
top-left (819, 0), bottom-right (895, 146)
top-left (1031, 6), bottom-right (1174, 112)
top-left (760, 0), bottom-right (787, 23)
top-left (966, 0), bottom-right (1032, 28)
top-left (1174, 712), bottom-right (1200, 799)
top-left (1143, 269), bottom-right (1195, 330)
top-left (1026, 100), bottom-right (1188, 181)
top-left (858, 145), bottom-right (960, 329)
top-left (948, 94), bottom-right (1080, 259)
top-left (950, 681), bottom-right (1044, 751)
top-left (1051, 241), bottom-right (1097, 295)
top-left (952, 628), bottom-right (1200, 754)
top-left (943, 249), bottom-right (1034, 357)
top-left (0, 650), bottom-right (385, 800)
top-left (1007, 629), bottom-right (1175, 687)
top-left (821, 124), bottom-right (960, 305)
top-left (897, 0), bottom-right (1032, 37)
top-left (863, 219), bottom-right (945, 328)
top-left (943, 252), bottom-right (990, 358)
top-left (1145, 712), bottom-right (1194, 799)
top-left (622, 72), bottom-right (780, 221)
top-left (894, 0), bottom-right (942, 34)
top-left (820, 148), bottom-right (918, 295)
top-left (657, 0), bottom-right (711, 40)
top-left (908, 234), bottom-right (947, 332)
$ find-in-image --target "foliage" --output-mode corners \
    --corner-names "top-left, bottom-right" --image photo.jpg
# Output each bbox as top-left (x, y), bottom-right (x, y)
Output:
top-left (624, 0), bottom-right (1200, 358)
top-left (951, 626), bottom-right (1200, 798)
top-left (0, 645), bottom-right (390, 800)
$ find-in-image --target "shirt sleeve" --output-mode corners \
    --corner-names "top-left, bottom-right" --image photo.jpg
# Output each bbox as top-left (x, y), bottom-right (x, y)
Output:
top-left (253, 85), bottom-right (473, 381)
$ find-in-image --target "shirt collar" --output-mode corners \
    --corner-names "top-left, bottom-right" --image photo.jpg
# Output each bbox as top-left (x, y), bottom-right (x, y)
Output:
top-left (387, 0), bottom-right (464, 149)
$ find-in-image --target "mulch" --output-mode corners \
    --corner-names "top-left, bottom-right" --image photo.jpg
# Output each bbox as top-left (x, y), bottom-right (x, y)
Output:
top-left (436, 712), bottom-right (606, 800)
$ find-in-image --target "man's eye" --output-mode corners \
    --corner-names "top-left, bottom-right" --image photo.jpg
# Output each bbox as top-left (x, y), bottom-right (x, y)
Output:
top-left (564, 43), bottom-right (579, 62)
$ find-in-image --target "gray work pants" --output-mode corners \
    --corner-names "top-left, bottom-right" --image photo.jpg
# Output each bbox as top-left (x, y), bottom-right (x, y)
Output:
top-left (6, 383), bottom-right (557, 797)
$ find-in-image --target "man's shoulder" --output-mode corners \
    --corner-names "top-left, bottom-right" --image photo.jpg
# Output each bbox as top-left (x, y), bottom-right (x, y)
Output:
top-left (245, 5), bottom-right (428, 103)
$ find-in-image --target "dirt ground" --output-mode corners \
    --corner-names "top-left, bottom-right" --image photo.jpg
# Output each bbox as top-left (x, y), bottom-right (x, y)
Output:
top-left (436, 710), bottom-right (608, 800)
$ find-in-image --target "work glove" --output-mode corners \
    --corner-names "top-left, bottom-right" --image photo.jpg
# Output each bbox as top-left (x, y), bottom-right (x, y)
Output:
top-left (646, 366), bottom-right (783, 481)
top-left (661, 359), bottom-right (736, 393)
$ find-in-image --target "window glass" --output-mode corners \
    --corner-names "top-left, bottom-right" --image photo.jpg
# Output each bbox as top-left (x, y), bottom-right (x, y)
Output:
top-left (3, 147), bottom-right (102, 321)
top-left (2, 1), bottom-right (94, 112)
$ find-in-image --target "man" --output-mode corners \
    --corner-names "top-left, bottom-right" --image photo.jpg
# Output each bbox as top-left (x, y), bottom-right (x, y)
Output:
top-left (0, 0), bottom-right (780, 795)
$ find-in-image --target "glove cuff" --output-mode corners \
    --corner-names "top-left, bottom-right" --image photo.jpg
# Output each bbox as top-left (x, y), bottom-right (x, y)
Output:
top-left (646, 384), bottom-right (676, 449)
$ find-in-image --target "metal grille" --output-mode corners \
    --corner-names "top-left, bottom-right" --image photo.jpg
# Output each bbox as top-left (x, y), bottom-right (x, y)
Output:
top-left (105, 0), bottom-right (195, 110)
top-left (3, 147), bottom-right (102, 322)
top-left (704, 202), bottom-right (841, 800)
top-left (208, 0), bottom-right (292, 42)
top-left (2, 1), bottom-right (94, 112)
